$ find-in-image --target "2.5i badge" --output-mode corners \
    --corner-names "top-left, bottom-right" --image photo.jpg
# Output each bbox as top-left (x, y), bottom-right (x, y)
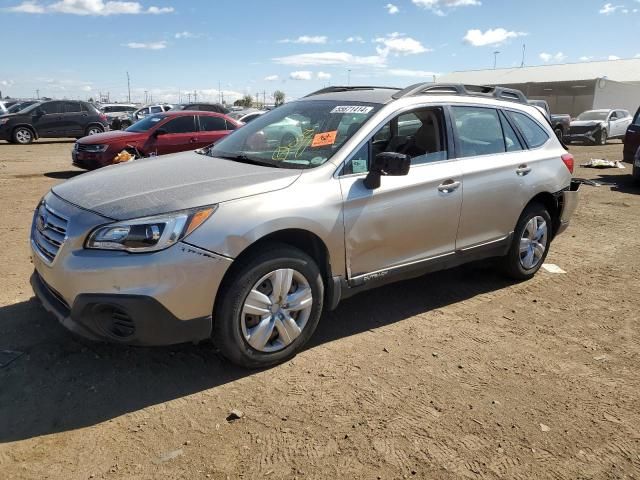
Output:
top-left (330, 105), bottom-right (374, 114)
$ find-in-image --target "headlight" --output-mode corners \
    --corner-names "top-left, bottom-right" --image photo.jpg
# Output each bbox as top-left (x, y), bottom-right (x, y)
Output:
top-left (80, 144), bottom-right (109, 153)
top-left (85, 206), bottom-right (216, 252)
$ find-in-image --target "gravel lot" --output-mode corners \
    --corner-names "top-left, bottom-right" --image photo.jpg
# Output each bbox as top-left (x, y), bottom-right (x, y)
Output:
top-left (0, 139), bottom-right (639, 480)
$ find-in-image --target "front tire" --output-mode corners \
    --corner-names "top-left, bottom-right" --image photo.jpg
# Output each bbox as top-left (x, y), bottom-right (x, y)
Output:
top-left (213, 245), bottom-right (324, 368)
top-left (13, 127), bottom-right (34, 144)
top-left (598, 129), bottom-right (607, 145)
top-left (500, 203), bottom-right (552, 280)
top-left (85, 125), bottom-right (104, 137)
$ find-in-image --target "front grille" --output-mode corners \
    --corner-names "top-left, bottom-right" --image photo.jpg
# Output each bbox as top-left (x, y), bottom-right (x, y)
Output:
top-left (31, 202), bottom-right (69, 263)
top-left (75, 143), bottom-right (94, 152)
top-left (570, 125), bottom-right (596, 135)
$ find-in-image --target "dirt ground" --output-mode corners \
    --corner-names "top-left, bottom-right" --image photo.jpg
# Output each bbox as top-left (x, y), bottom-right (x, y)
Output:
top-left (0, 139), bottom-right (639, 480)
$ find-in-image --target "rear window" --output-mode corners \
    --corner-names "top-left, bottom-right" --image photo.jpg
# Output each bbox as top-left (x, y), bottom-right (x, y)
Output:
top-left (508, 111), bottom-right (549, 148)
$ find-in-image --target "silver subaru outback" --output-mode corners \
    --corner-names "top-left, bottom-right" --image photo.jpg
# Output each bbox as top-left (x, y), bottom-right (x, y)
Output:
top-left (30, 83), bottom-right (579, 367)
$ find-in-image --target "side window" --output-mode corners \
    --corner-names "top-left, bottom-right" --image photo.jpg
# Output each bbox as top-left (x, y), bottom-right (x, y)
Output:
top-left (163, 116), bottom-right (196, 134)
top-left (199, 116), bottom-right (227, 131)
top-left (342, 143), bottom-right (370, 175)
top-left (139, 107), bottom-right (149, 115)
top-left (499, 111), bottom-right (524, 152)
top-left (40, 102), bottom-right (63, 114)
top-left (610, 111), bottom-right (618, 120)
top-left (63, 102), bottom-right (81, 113)
top-left (150, 106), bottom-right (163, 114)
top-left (225, 120), bottom-right (237, 130)
top-left (452, 106), bottom-right (506, 157)
top-left (508, 111), bottom-right (550, 148)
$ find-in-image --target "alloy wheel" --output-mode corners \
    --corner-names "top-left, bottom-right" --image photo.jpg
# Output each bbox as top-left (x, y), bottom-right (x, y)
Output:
top-left (240, 268), bottom-right (313, 353)
top-left (15, 128), bottom-right (32, 144)
top-left (519, 215), bottom-right (548, 270)
top-left (87, 127), bottom-right (102, 136)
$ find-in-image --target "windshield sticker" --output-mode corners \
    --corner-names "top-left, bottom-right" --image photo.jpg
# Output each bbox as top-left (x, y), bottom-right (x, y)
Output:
top-left (272, 128), bottom-right (317, 161)
top-left (311, 131), bottom-right (338, 147)
top-left (330, 105), bottom-right (374, 114)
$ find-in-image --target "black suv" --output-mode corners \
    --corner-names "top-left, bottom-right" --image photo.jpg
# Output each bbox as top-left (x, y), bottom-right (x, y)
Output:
top-left (0, 100), bottom-right (109, 144)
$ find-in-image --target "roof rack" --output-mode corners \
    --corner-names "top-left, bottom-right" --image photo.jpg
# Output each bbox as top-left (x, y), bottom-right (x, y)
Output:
top-left (391, 83), bottom-right (529, 104)
top-left (304, 85), bottom-right (401, 98)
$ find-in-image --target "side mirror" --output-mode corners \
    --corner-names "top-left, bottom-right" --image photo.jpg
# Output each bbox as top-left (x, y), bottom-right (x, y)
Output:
top-left (363, 152), bottom-right (411, 189)
top-left (153, 128), bottom-right (168, 138)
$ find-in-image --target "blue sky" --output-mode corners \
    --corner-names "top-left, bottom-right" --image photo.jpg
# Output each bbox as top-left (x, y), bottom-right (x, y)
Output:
top-left (1, 0), bottom-right (639, 103)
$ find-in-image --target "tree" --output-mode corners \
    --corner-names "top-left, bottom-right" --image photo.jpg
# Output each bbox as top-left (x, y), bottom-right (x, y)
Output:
top-left (273, 90), bottom-right (285, 106)
top-left (241, 94), bottom-right (253, 107)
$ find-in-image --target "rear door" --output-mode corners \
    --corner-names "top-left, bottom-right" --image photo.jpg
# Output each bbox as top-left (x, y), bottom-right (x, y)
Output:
top-left (452, 105), bottom-right (530, 249)
top-left (63, 101), bottom-right (85, 136)
top-left (32, 101), bottom-right (65, 137)
top-left (623, 108), bottom-right (640, 162)
top-left (197, 115), bottom-right (233, 146)
top-left (149, 115), bottom-right (198, 155)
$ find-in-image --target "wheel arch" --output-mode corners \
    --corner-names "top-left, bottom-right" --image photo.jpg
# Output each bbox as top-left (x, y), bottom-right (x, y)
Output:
top-left (12, 124), bottom-right (39, 140)
top-left (213, 228), bottom-right (337, 320)
top-left (524, 192), bottom-right (560, 237)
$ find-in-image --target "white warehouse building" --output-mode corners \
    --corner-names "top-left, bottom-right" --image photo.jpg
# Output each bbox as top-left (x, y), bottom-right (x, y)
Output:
top-left (437, 59), bottom-right (640, 117)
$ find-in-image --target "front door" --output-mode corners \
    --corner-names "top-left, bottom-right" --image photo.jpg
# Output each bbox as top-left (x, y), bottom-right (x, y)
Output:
top-left (147, 115), bottom-right (198, 155)
top-left (32, 101), bottom-right (66, 137)
top-left (339, 106), bottom-right (462, 279)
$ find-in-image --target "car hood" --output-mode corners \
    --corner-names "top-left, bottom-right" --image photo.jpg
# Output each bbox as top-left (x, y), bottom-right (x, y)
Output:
top-left (570, 120), bottom-right (605, 127)
top-left (53, 151), bottom-right (302, 220)
top-left (76, 130), bottom-right (146, 144)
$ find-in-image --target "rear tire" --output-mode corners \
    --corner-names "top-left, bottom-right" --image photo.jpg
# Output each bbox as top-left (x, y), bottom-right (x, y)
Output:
top-left (213, 245), bottom-right (324, 368)
top-left (12, 126), bottom-right (34, 144)
top-left (500, 202), bottom-right (552, 280)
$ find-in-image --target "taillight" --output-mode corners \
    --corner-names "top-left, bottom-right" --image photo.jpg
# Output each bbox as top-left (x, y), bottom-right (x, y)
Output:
top-left (561, 153), bottom-right (574, 174)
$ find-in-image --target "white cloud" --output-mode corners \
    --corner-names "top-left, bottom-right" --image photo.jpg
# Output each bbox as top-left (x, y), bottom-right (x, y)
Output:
top-left (317, 71), bottom-right (332, 80)
top-left (387, 69), bottom-right (438, 78)
top-left (274, 51), bottom-right (386, 67)
top-left (579, 56), bottom-right (594, 62)
top-left (412, 0), bottom-right (481, 16)
top-left (385, 3), bottom-right (399, 14)
top-left (124, 41), bottom-right (167, 50)
top-left (290, 71), bottom-right (313, 80)
top-left (279, 35), bottom-right (328, 44)
top-left (539, 51), bottom-right (566, 63)
top-left (264, 75), bottom-right (279, 81)
top-left (463, 28), bottom-right (526, 47)
top-left (345, 36), bottom-right (364, 44)
top-left (175, 31), bottom-right (197, 39)
top-left (0, 80), bottom-right (15, 87)
top-left (608, 55), bottom-right (621, 60)
top-left (6, 0), bottom-right (173, 15)
top-left (82, 85), bottom-right (92, 91)
top-left (375, 33), bottom-right (431, 56)
top-left (599, 3), bottom-right (622, 14)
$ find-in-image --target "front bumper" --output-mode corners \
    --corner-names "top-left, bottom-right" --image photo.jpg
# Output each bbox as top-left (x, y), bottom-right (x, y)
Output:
top-left (72, 150), bottom-right (113, 170)
top-left (555, 180), bottom-right (580, 236)
top-left (30, 193), bottom-right (233, 346)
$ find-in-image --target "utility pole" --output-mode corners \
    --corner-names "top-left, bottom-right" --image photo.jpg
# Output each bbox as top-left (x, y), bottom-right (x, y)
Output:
top-left (520, 44), bottom-right (526, 68)
top-left (127, 71), bottom-right (131, 103)
top-left (493, 50), bottom-right (500, 69)
top-left (36, 89), bottom-right (40, 99)
top-left (218, 81), bottom-right (222, 104)
top-left (193, 90), bottom-right (197, 102)
top-left (187, 92), bottom-right (191, 103)
top-left (144, 90), bottom-right (148, 104)
top-left (347, 69), bottom-right (351, 86)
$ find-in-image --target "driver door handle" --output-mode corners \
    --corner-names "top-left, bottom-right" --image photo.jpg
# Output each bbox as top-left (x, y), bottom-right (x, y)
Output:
top-left (437, 180), bottom-right (461, 193)
top-left (189, 137), bottom-right (198, 143)
top-left (516, 164), bottom-right (532, 176)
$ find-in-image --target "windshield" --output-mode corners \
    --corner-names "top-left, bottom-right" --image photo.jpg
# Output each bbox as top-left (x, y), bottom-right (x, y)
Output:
top-left (577, 111), bottom-right (609, 121)
top-left (209, 100), bottom-right (381, 168)
top-left (125, 113), bottom-right (165, 132)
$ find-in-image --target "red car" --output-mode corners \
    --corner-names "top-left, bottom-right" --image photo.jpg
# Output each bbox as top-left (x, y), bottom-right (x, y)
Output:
top-left (72, 111), bottom-right (239, 170)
